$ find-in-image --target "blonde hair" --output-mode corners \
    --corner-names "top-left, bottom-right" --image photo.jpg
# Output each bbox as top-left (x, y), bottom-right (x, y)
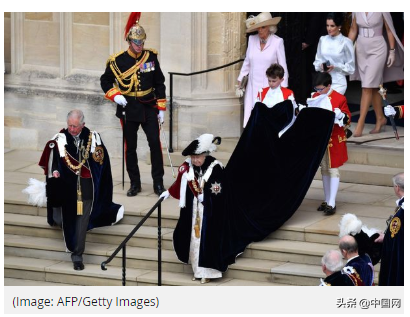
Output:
top-left (269, 25), bottom-right (278, 34)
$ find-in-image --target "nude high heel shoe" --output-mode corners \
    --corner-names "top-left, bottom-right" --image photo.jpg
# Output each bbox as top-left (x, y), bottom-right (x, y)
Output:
top-left (369, 118), bottom-right (387, 134)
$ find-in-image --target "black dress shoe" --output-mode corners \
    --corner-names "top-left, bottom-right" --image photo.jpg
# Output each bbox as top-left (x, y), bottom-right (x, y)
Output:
top-left (127, 184), bottom-right (142, 197)
top-left (317, 202), bottom-right (327, 211)
top-left (324, 205), bottom-right (336, 216)
top-left (73, 261), bottom-right (84, 271)
top-left (153, 183), bottom-right (166, 196)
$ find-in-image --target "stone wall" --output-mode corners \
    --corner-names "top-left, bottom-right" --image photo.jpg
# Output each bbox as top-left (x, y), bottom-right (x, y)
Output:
top-left (4, 12), bottom-right (246, 158)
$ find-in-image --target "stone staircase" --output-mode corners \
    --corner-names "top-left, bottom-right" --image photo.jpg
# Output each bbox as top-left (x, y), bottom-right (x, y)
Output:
top-left (4, 129), bottom-right (404, 286)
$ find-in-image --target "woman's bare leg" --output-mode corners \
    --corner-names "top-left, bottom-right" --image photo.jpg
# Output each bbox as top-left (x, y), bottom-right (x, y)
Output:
top-left (369, 89), bottom-right (387, 134)
top-left (353, 87), bottom-right (372, 137)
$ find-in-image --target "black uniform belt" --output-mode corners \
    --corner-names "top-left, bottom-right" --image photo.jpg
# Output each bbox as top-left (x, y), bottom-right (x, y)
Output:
top-left (123, 88), bottom-right (153, 97)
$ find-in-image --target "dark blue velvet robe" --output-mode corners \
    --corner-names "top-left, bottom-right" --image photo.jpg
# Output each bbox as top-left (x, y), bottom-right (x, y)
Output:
top-left (379, 198), bottom-right (404, 286)
top-left (172, 156), bottom-right (225, 268)
top-left (207, 101), bottom-right (334, 271)
top-left (39, 127), bottom-right (123, 252)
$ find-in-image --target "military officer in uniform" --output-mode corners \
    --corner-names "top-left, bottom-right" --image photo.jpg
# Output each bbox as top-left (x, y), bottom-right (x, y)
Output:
top-left (101, 12), bottom-right (166, 196)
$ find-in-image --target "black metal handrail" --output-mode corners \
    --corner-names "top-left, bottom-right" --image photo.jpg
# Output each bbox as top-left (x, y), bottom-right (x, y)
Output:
top-left (101, 197), bottom-right (164, 286)
top-left (167, 58), bottom-right (244, 152)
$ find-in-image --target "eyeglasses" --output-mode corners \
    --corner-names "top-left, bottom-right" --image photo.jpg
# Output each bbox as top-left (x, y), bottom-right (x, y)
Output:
top-left (314, 86), bottom-right (326, 92)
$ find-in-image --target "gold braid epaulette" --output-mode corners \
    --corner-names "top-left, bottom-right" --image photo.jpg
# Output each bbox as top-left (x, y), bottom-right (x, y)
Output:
top-left (108, 51), bottom-right (150, 95)
top-left (145, 48), bottom-right (158, 55)
top-left (105, 51), bottom-right (124, 67)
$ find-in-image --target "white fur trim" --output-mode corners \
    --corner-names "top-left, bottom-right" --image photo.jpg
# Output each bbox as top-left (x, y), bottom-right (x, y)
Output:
top-left (22, 178), bottom-right (47, 207)
top-left (339, 213), bottom-right (362, 237)
top-left (113, 205), bottom-right (124, 225)
top-left (53, 133), bottom-right (67, 157)
top-left (179, 172), bottom-right (188, 208)
top-left (91, 130), bottom-right (102, 153)
top-left (202, 160), bottom-right (224, 188)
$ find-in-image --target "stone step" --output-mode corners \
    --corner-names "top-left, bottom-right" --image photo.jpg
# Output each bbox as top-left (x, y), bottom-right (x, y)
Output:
top-left (346, 144), bottom-right (403, 168)
top-left (4, 234), bottom-right (292, 283)
top-left (5, 182), bottom-right (392, 248)
top-left (4, 213), bottom-right (176, 250)
top-left (4, 278), bottom-right (73, 286)
top-left (4, 255), bottom-right (286, 286)
top-left (314, 163), bottom-right (403, 186)
top-left (270, 262), bottom-right (379, 286)
top-left (155, 139), bottom-right (403, 170)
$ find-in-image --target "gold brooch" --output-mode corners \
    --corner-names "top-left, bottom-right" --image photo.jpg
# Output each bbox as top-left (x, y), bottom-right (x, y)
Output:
top-left (92, 146), bottom-right (104, 165)
top-left (389, 217), bottom-right (401, 238)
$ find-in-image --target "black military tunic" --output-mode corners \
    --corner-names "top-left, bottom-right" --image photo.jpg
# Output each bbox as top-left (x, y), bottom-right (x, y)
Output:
top-left (100, 48), bottom-right (166, 186)
top-left (100, 48), bottom-right (166, 121)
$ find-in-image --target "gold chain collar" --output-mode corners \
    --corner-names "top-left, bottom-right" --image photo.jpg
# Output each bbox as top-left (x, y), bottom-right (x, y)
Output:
top-left (64, 132), bottom-right (92, 171)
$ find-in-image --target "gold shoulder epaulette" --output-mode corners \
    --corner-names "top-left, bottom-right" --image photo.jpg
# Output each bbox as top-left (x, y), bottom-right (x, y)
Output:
top-left (106, 51), bottom-right (125, 66)
top-left (146, 48), bottom-right (158, 55)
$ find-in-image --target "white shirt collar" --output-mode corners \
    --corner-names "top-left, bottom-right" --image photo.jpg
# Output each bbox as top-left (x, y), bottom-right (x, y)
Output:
top-left (346, 254), bottom-right (359, 264)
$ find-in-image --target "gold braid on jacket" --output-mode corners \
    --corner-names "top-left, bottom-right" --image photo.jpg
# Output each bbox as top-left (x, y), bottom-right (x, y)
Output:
top-left (107, 51), bottom-right (150, 95)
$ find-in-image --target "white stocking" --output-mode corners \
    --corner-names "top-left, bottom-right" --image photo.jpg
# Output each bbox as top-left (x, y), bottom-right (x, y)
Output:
top-left (327, 177), bottom-right (340, 208)
top-left (322, 175), bottom-right (331, 203)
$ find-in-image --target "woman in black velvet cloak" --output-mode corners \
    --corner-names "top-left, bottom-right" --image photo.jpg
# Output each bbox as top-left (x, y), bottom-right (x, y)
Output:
top-left (162, 100), bottom-right (334, 274)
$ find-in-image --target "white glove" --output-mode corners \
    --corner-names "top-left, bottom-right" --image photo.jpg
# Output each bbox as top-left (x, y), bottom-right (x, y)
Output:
top-left (384, 105), bottom-right (396, 117)
top-left (387, 50), bottom-right (395, 68)
top-left (298, 104), bottom-right (306, 112)
top-left (158, 110), bottom-right (165, 124)
top-left (114, 95), bottom-right (127, 107)
top-left (198, 193), bottom-right (204, 203)
top-left (235, 85), bottom-right (245, 97)
top-left (159, 190), bottom-right (170, 200)
top-left (333, 108), bottom-right (344, 120)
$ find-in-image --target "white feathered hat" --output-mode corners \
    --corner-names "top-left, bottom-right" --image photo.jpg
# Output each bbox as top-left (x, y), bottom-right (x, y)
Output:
top-left (181, 134), bottom-right (221, 156)
top-left (339, 213), bottom-right (382, 265)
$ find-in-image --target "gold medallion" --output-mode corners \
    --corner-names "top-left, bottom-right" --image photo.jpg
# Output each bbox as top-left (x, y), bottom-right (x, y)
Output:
top-left (92, 146), bottom-right (104, 165)
top-left (389, 217), bottom-right (401, 238)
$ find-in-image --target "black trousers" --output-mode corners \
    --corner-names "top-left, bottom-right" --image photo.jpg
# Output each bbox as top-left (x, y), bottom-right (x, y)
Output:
top-left (53, 177), bottom-right (93, 263)
top-left (121, 107), bottom-right (164, 185)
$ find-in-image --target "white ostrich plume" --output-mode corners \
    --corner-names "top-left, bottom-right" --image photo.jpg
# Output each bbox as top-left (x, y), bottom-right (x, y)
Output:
top-left (22, 178), bottom-right (47, 207)
top-left (339, 213), bottom-right (362, 237)
top-left (196, 134), bottom-right (216, 154)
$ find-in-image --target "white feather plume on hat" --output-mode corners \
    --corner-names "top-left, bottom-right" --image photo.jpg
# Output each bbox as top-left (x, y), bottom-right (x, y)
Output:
top-left (339, 213), bottom-right (362, 237)
top-left (22, 178), bottom-right (47, 207)
top-left (196, 134), bottom-right (216, 154)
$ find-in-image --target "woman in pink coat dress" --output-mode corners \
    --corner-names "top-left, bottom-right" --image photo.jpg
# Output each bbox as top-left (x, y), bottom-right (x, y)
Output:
top-left (349, 12), bottom-right (404, 137)
top-left (237, 12), bottom-right (289, 128)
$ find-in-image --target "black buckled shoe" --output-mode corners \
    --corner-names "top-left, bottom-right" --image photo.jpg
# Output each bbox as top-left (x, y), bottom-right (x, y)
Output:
top-left (153, 183), bottom-right (166, 196)
top-left (317, 202), bottom-right (327, 211)
top-left (323, 205), bottom-right (336, 216)
top-left (73, 261), bottom-right (84, 271)
top-left (127, 184), bottom-right (142, 197)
